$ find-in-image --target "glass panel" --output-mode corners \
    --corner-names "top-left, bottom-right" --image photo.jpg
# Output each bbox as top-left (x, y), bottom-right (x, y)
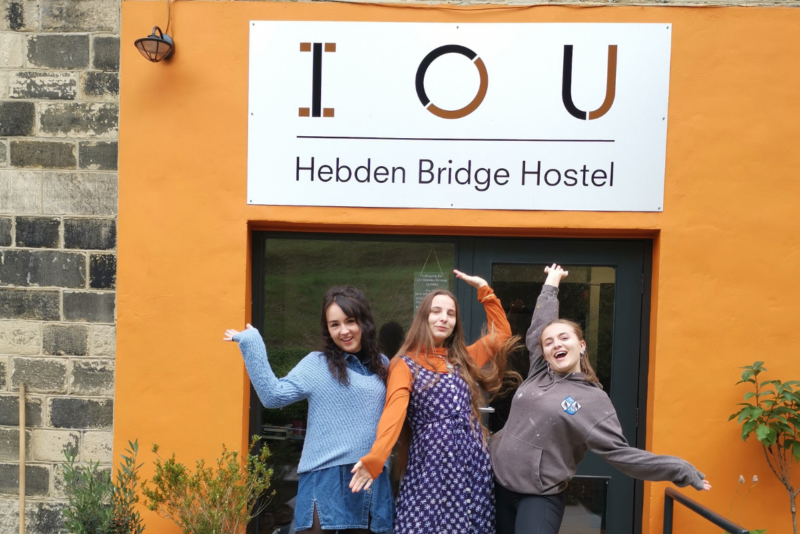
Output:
top-left (258, 238), bottom-right (455, 531)
top-left (562, 477), bottom-right (609, 534)
top-left (488, 264), bottom-right (615, 432)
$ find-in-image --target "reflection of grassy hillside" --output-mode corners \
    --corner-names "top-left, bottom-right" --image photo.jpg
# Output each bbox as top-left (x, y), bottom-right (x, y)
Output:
top-left (263, 239), bottom-right (455, 351)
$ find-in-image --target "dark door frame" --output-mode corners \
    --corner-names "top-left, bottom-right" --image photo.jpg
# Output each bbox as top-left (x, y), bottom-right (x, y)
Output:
top-left (249, 231), bottom-right (652, 534)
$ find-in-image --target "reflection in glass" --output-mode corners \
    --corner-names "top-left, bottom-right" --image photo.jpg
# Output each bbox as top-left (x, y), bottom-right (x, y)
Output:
top-left (562, 477), bottom-right (609, 534)
top-left (489, 264), bottom-right (616, 432)
top-left (258, 238), bottom-right (455, 531)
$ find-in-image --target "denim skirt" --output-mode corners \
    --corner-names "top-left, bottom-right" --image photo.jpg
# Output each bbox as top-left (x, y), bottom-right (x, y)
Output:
top-left (295, 463), bottom-right (394, 533)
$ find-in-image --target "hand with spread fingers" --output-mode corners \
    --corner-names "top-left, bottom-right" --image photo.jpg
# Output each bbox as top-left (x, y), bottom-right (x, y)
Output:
top-left (349, 461), bottom-right (373, 493)
top-left (223, 323), bottom-right (255, 341)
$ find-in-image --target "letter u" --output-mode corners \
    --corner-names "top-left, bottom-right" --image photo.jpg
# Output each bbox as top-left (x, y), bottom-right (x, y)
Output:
top-left (561, 45), bottom-right (618, 120)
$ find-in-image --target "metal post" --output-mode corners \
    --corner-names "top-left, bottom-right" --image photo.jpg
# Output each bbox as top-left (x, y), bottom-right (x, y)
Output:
top-left (663, 493), bottom-right (674, 534)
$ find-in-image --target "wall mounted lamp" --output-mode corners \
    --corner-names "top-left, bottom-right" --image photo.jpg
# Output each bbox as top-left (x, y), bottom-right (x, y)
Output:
top-left (134, 26), bottom-right (174, 62)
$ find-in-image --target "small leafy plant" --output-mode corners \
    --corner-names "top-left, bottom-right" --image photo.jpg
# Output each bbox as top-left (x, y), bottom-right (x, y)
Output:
top-left (141, 436), bottom-right (273, 534)
top-left (730, 362), bottom-right (800, 534)
top-left (62, 440), bottom-right (145, 534)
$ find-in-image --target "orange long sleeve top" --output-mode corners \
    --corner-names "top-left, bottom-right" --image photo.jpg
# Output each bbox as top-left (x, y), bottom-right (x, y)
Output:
top-left (360, 285), bottom-right (512, 479)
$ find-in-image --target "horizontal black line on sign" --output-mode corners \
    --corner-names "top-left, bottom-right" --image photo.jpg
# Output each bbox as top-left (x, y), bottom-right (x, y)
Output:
top-left (297, 136), bottom-right (615, 143)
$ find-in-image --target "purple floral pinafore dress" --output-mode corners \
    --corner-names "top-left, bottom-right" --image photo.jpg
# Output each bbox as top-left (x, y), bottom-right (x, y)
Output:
top-left (394, 355), bottom-right (495, 534)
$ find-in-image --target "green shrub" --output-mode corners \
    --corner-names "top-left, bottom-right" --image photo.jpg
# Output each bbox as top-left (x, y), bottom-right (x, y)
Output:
top-left (62, 440), bottom-right (144, 534)
top-left (141, 436), bottom-right (273, 534)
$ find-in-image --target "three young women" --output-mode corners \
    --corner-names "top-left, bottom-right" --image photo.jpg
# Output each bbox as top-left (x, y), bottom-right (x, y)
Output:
top-left (224, 286), bottom-right (394, 534)
top-left (349, 270), bottom-right (518, 534)
top-left (490, 264), bottom-right (711, 534)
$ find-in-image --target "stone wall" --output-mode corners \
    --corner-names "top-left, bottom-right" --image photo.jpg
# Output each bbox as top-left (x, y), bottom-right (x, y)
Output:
top-left (0, 0), bottom-right (118, 531)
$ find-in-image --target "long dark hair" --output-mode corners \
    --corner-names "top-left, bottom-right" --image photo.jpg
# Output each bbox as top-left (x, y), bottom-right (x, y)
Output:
top-left (392, 289), bottom-right (521, 480)
top-left (320, 286), bottom-right (387, 385)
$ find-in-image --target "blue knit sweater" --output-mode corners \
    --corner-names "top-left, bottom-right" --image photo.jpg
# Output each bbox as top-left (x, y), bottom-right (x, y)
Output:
top-left (233, 328), bottom-right (389, 474)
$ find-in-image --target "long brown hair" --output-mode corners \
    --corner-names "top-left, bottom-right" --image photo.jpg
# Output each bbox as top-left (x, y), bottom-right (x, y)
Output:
top-left (541, 319), bottom-right (601, 387)
top-left (392, 289), bottom-right (521, 480)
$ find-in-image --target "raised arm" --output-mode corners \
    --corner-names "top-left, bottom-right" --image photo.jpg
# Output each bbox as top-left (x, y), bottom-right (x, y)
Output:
top-left (585, 406), bottom-right (711, 491)
top-left (454, 270), bottom-right (512, 367)
top-left (527, 264), bottom-right (567, 378)
top-left (224, 325), bottom-right (313, 409)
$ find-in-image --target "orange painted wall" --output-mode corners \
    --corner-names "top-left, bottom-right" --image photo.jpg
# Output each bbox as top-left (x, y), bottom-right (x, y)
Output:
top-left (118, 2), bottom-right (800, 533)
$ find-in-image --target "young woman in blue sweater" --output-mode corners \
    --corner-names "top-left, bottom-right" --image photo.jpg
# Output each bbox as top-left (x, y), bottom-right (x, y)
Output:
top-left (224, 286), bottom-right (394, 534)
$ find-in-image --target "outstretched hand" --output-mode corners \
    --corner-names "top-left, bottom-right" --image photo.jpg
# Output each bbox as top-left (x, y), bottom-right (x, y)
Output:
top-left (702, 479), bottom-right (712, 491)
top-left (223, 323), bottom-right (255, 342)
top-left (349, 461), bottom-right (374, 493)
top-left (544, 264), bottom-right (569, 288)
top-left (454, 269), bottom-right (488, 289)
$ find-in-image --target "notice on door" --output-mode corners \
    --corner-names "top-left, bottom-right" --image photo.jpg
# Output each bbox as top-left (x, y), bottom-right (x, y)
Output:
top-left (414, 272), bottom-right (451, 314)
top-left (248, 22), bottom-right (672, 211)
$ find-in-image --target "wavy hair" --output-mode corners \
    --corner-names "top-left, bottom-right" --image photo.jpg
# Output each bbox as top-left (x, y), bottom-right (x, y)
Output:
top-left (319, 286), bottom-right (387, 385)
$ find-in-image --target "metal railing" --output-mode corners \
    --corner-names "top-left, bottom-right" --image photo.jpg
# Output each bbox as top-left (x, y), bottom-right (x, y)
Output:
top-left (663, 487), bottom-right (748, 534)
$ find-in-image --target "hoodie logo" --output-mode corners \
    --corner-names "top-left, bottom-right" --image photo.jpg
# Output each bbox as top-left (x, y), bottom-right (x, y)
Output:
top-left (561, 396), bottom-right (581, 415)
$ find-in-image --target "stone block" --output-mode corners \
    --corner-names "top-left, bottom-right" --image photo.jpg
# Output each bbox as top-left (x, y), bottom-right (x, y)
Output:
top-left (0, 499), bottom-right (66, 533)
top-left (0, 218), bottom-right (10, 246)
top-left (78, 141), bottom-right (117, 170)
top-left (31, 429), bottom-right (79, 461)
top-left (27, 34), bottom-right (89, 69)
top-left (63, 291), bottom-right (114, 323)
top-left (0, 71), bottom-right (6, 99)
top-left (0, 394), bottom-right (43, 426)
top-left (0, 464), bottom-right (49, 496)
top-left (0, 357), bottom-right (6, 389)
top-left (89, 253), bottom-right (115, 289)
top-left (0, 249), bottom-right (85, 288)
top-left (91, 325), bottom-right (114, 356)
top-left (82, 431), bottom-right (112, 463)
top-left (0, 0), bottom-right (39, 31)
top-left (64, 218), bottom-right (115, 250)
top-left (43, 323), bottom-right (88, 355)
top-left (0, 170), bottom-right (41, 213)
top-left (0, 139), bottom-right (7, 165)
top-left (0, 101), bottom-right (35, 136)
top-left (92, 36), bottom-right (119, 71)
top-left (11, 357), bottom-right (67, 393)
top-left (14, 216), bottom-right (60, 248)
top-left (9, 71), bottom-right (77, 100)
top-left (0, 289), bottom-right (59, 320)
top-left (48, 397), bottom-right (113, 429)
top-left (9, 141), bottom-right (76, 169)
top-left (70, 359), bottom-right (113, 396)
top-left (38, 102), bottom-right (118, 138)
top-left (0, 321), bottom-right (40, 355)
top-left (27, 501), bottom-right (66, 533)
top-left (0, 32), bottom-right (25, 68)
top-left (81, 71), bottom-right (119, 101)
top-left (42, 172), bottom-right (117, 215)
top-left (0, 427), bottom-right (31, 460)
top-left (41, 0), bottom-right (117, 32)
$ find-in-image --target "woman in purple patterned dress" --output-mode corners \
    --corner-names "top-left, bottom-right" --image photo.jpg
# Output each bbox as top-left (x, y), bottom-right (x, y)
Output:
top-left (349, 270), bottom-right (520, 534)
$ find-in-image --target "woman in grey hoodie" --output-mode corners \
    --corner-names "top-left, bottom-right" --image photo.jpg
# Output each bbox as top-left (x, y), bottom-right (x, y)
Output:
top-left (489, 264), bottom-right (711, 534)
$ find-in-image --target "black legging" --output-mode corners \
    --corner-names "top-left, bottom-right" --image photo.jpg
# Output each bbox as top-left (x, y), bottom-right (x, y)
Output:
top-left (495, 482), bottom-right (566, 534)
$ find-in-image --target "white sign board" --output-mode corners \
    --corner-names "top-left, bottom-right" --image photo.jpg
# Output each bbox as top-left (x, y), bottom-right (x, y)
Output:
top-left (248, 22), bottom-right (672, 211)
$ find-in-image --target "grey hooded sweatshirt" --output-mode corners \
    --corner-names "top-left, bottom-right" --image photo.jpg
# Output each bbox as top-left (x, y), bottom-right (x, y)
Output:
top-left (489, 284), bottom-right (705, 495)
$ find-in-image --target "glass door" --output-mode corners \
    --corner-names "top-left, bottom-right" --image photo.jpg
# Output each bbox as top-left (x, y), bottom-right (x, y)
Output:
top-left (469, 238), bottom-right (647, 534)
top-left (251, 234), bottom-right (650, 534)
